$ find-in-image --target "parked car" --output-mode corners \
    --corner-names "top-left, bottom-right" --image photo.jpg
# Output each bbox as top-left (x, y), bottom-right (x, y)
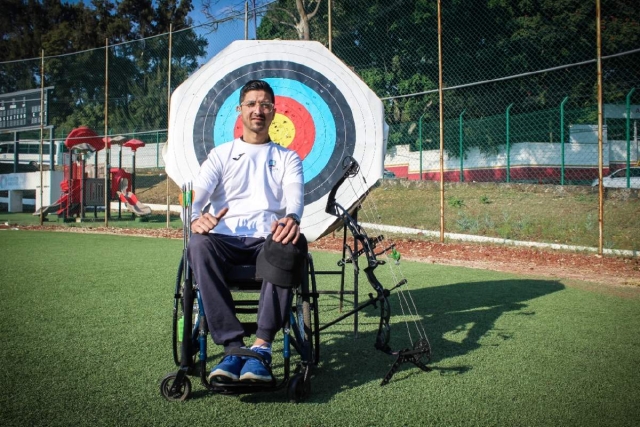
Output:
top-left (383, 169), bottom-right (396, 179)
top-left (592, 167), bottom-right (640, 188)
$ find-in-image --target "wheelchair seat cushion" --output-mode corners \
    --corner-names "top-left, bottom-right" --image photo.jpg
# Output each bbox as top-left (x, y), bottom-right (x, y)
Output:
top-left (225, 264), bottom-right (261, 282)
top-left (256, 234), bottom-right (308, 287)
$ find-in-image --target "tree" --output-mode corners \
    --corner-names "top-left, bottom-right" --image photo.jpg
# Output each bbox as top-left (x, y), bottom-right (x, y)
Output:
top-left (273, 0), bottom-right (323, 40)
top-left (234, 0), bottom-right (324, 41)
top-left (0, 0), bottom-right (207, 137)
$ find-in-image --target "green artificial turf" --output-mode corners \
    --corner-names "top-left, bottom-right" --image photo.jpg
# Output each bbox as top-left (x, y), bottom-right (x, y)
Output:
top-left (0, 231), bottom-right (638, 426)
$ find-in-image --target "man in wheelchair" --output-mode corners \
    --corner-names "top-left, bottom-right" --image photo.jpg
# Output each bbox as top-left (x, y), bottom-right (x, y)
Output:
top-left (187, 79), bottom-right (307, 384)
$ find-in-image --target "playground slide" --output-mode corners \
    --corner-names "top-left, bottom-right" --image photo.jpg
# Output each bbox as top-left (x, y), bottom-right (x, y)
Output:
top-left (117, 191), bottom-right (152, 216)
top-left (32, 194), bottom-right (68, 216)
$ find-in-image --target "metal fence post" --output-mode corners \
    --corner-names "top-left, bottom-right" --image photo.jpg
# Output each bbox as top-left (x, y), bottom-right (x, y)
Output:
top-left (104, 38), bottom-right (110, 227)
top-left (419, 112), bottom-right (426, 180)
top-left (166, 23), bottom-right (173, 228)
top-left (506, 103), bottom-right (513, 183)
top-left (625, 88), bottom-right (636, 188)
top-left (459, 109), bottom-right (465, 182)
top-left (560, 96), bottom-right (569, 185)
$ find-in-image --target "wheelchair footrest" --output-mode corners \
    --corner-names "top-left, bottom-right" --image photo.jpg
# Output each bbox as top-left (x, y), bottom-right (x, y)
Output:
top-left (208, 379), bottom-right (278, 394)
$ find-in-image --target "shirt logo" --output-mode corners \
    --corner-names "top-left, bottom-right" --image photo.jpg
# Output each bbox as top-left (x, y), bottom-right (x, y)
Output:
top-left (232, 153), bottom-right (245, 160)
top-left (268, 159), bottom-right (277, 170)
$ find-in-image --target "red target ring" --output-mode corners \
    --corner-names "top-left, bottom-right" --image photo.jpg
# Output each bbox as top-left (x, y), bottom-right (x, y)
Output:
top-left (233, 96), bottom-right (315, 160)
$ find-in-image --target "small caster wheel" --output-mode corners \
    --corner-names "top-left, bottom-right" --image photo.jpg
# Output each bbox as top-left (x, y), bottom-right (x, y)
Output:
top-left (287, 372), bottom-right (310, 403)
top-left (160, 373), bottom-right (191, 402)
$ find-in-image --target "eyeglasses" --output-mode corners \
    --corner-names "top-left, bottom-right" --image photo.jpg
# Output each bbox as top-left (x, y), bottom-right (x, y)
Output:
top-left (239, 101), bottom-right (275, 113)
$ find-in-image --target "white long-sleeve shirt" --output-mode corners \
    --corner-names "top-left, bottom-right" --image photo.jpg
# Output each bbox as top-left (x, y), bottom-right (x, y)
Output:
top-left (191, 138), bottom-right (304, 238)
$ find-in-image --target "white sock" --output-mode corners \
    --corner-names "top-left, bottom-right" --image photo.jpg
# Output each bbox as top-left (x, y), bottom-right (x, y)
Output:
top-left (251, 344), bottom-right (271, 353)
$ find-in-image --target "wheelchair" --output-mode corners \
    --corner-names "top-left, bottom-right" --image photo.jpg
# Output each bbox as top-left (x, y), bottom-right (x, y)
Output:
top-left (160, 189), bottom-right (320, 403)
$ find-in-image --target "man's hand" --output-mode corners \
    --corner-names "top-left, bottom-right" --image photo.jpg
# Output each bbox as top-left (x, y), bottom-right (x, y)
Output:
top-left (191, 207), bottom-right (229, 235)
top-left (271, 216), bottom-right (300, 244)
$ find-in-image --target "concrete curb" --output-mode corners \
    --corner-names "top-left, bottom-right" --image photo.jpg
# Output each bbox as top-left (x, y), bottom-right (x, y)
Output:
top-left (6, 198), bottom-right (636, 257)
top-left (360, 222), bottom-right (638, 258)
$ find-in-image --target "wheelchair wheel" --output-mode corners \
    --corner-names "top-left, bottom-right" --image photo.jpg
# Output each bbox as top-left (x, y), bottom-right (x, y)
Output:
top-left (172, 258), bottom-right (199, 367)
top-left (295, 264), bottom-right (320, 366)
top-left (160, 373), bottom-right (191, 402)
top-left (287, 372), bottom-right (310, 403)
top-left (305, 257), bottom-right (321, 365)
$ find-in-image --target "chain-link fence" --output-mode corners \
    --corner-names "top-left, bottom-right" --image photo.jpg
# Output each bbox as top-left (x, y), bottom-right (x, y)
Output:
top-left (328, 1), bottom-right (638, 253)
top-left (1, 1), bottom-right (638, 252)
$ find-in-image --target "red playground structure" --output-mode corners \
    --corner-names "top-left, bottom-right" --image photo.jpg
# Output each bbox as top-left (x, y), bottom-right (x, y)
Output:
top-left (36, 126), bottom-right (152, 220)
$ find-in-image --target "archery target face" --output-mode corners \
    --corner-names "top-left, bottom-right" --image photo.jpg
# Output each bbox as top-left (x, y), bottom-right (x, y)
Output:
top-left (165, 41), bottom-right (386, 242)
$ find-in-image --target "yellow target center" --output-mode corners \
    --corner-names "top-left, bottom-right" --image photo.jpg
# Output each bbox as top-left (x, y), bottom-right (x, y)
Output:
top-left (269, 113), bottom-right (296, 148)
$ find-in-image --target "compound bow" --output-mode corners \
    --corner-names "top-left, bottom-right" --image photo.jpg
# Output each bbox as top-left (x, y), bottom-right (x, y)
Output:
top-left (325, 156), bottom-right (432, 385)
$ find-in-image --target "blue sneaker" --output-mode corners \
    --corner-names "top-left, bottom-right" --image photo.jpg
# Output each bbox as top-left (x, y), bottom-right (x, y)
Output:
top-left (208, 355), bottom-right (244, 383)
top-left (239, 346), bottom-right (272, 382)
